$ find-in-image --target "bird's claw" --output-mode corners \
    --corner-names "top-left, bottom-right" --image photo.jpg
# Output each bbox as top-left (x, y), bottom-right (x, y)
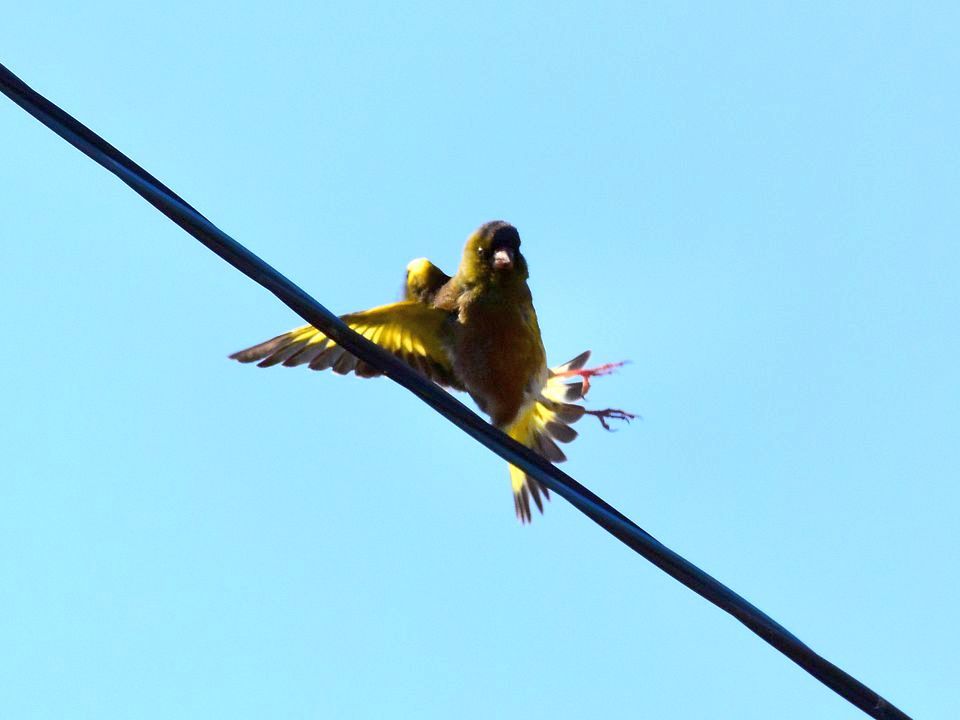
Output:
top-left (585, 407), bottom-right (637, 431)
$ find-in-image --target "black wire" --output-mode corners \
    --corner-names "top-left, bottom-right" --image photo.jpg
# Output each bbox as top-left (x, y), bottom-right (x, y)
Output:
top-left (0, 62), bottom-right (912, 720)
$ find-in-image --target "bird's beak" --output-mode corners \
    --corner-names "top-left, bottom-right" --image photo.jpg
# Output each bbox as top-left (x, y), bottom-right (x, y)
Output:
top-left (492, 247), bottom-right (514, 270)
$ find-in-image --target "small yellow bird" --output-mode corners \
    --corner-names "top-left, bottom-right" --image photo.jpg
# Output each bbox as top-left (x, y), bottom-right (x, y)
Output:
top-left (231, 221), bottom-right (632, 522)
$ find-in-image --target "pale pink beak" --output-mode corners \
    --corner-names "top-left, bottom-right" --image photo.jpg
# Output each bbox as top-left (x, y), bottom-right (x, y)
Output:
top-left (492, 247), bottom-right (514, 270)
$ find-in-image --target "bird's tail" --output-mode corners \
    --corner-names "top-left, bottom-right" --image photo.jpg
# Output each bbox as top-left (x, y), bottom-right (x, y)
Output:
top-left (505, 352), bottom-right (591, 523)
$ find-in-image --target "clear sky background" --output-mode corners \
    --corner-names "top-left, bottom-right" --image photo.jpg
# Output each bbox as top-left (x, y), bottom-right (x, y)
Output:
top-left (1, 3), bottom-right (957, 719)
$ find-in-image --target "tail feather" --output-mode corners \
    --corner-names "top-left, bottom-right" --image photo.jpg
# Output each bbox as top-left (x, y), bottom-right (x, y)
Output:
top-left (545, 420), bottom-right (578, 444)
top-left (510, 463), bottom-right (549, 523)
top-left (551, 350), bottom-right (591, 374)
top-left (505, 352), bottom-right (595, 523)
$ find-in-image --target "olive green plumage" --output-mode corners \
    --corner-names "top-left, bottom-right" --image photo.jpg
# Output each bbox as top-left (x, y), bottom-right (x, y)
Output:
top-left (231, 221), bottom-right (630, 522)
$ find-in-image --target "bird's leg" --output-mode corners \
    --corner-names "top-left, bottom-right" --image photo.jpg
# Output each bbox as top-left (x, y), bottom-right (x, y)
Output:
top-left (553, 361), bottom-right (627, 395)
top-left (553, 357), bottom-right (635, 429)
top-left (584, 407), bottom-right (637, 431)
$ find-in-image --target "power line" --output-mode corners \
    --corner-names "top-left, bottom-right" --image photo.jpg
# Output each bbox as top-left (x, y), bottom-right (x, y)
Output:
top-left (0, 62), bottom-right (911, 720)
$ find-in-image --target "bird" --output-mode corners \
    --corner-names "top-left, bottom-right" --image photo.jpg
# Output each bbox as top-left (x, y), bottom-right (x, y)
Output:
top-left (230, 221), bottom-right (633, 522)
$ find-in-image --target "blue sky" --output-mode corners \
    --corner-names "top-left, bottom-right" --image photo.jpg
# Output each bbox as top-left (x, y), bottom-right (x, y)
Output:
top-left (1, 3), bottom-right (957, 718)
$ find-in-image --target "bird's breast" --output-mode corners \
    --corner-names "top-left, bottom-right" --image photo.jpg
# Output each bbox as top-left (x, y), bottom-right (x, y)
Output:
top-left (452, 300), bottom-right (547, 427)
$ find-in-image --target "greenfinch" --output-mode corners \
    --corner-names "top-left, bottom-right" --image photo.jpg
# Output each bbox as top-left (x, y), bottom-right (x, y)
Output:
top-left (231, 221), bottom-right (632, 522)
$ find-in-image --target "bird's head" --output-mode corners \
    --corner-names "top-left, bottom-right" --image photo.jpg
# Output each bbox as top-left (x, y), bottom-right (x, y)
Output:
top-left (460, 220), bottom-right (529, 287)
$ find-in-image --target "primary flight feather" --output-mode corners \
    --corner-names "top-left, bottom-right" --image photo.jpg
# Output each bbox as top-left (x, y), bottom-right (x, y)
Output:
top-left (231, 221), bottom-right (632, 522)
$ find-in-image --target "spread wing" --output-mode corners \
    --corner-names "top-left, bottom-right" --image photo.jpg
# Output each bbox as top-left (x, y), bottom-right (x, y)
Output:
top-left (230, 301), bottom-right (461, 389)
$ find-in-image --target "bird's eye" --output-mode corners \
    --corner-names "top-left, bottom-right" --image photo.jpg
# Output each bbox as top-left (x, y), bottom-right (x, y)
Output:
top-left (477, 247), bottom-right (486, 256)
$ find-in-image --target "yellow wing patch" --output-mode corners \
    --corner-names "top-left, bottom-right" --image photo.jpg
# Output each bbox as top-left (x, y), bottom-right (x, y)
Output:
top-left (230, 301), bottom-right (461, 388)
top-left (506, 352), bottom-right (590, 523)
top-left (404, 257), bottom-right (450, 304)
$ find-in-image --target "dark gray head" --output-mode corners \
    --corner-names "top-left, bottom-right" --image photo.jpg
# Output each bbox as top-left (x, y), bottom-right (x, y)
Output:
top-left (460, 220), bottom-right (529, 285)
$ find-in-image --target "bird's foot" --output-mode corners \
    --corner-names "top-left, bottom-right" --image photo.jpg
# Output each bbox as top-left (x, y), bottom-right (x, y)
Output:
top-left (584, 407), bottom-right (637, 431)
top-left (554, 361), bottom-right (628, 395)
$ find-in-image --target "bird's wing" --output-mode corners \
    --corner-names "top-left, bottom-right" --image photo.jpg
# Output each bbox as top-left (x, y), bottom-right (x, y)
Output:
top-left (230, 301), bottom-right (461, 388)
top-left (404, 258), bottom-right (451, 304)
top-left (505, 351), bottom-right (592, 523)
